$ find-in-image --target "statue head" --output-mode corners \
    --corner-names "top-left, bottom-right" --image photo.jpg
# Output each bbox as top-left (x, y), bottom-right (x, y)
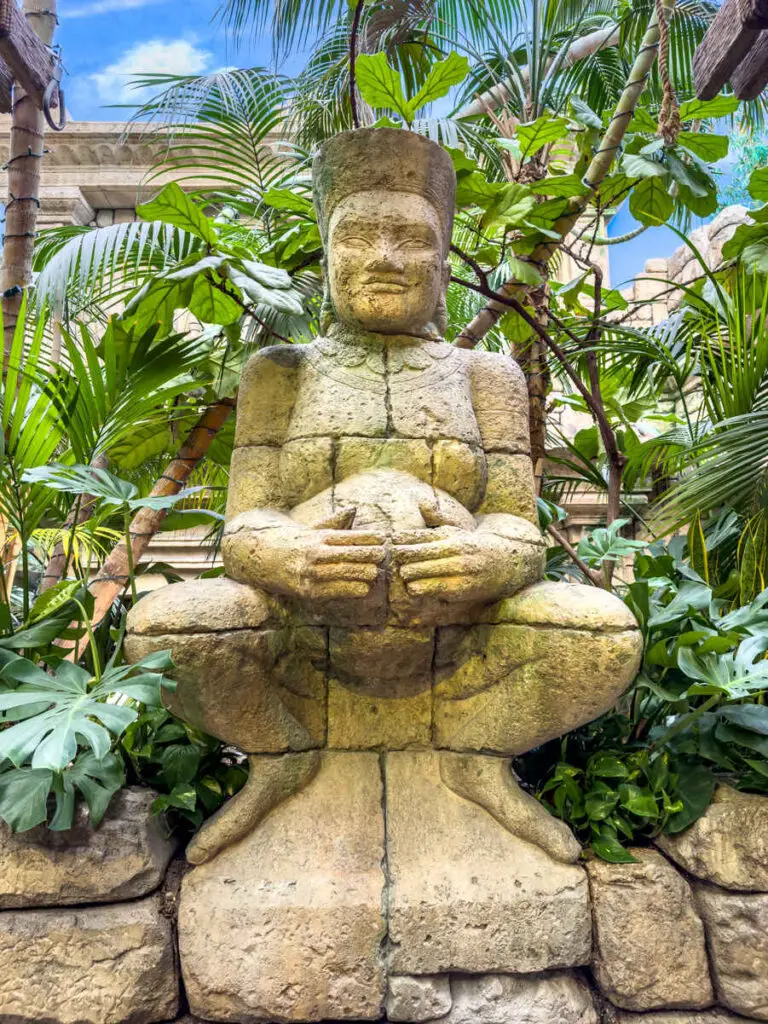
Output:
top-left (313, 128), bottom-right (456, 336)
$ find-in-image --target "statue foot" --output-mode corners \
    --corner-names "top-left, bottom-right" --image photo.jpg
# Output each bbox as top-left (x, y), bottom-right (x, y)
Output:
top-left (186, 750), bottom-right (320, 865)
top-left (440, 751), bottom-right (581, 864)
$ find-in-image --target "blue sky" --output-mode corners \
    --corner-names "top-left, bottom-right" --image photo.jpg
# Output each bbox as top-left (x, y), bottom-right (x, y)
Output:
top-left (60, 0), bottom-right (272, 121)
top-left (57, 0), bottom-right (705, 282)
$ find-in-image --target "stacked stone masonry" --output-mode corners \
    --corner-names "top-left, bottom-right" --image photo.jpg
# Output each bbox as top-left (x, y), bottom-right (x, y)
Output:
top-left (3, 781), bottom-right (768, 1023)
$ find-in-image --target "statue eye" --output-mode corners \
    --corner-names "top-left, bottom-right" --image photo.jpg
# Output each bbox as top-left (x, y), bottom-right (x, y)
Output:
top-left (337, 235), bottom-right (369, 248)
top-left (399, 238), bottom-right (433, 250)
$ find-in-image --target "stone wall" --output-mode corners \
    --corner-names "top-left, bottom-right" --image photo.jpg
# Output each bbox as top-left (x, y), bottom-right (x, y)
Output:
top-left (2, 781), bottom-right (768, 1023)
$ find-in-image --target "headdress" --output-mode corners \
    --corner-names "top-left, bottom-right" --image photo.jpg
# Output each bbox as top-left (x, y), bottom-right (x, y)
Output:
top-left (313, 128), bottom-right (456, 254)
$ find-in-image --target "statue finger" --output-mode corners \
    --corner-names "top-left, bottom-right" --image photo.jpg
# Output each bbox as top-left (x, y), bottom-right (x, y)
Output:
top-left (406, 576), bottom-right (467, 597)
top-left (391, 527), bottom-right (458, 546)
top-left (308, 563), bottom-right (380, 583)
top-left (312, 581), bottom-right (372, 598)
top-left (322, 530), bottom-right (387, 546)
top-left (399, 557), bottom-right (465, 581)
top-left (314, 545), bottom-right (386, 565)
top-left (393, 539), bottom-right (464, 564)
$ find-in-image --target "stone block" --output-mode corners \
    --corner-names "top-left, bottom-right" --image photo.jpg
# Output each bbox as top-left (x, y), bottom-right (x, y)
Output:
top-left (327, 678), bottom-right (432, 748)
top-left (439, 972), bottom-right (598, 1024)
top-left (432, 439), bottom-right (486, 510)
top-left (694, 885), bottom-right (768, 1020)
top-left (0, 897), bottom-right (178, 1023)
top-left (0, 787), bottom-right (175, 909)
top-left (587, 849), bottom-right (713, 1012)
top-left (389, 359), bottom-right (481, 445)
top-left (386, 975), bottom-right (452, 1022)
top-left (478, 452), bottom-right (537, 521)
top-left (127, 578), bottom-right (273, 636)
top-left (334, 436), bottom-right (432, 484)
top-left (610, 1013), bottom-right (755, 1023)
top-left (469, 350), bottom-right (531, 454)
top-left (279, 436), bottom-right (334, 506)
top-left (179, 751), bottom-right (386, 1022)
top-left (657, 785), bottom-right (768, 891)
top-left (385, 750), bottom-right (591, 975)
top-left (226, 445), bottom-right (285, 518)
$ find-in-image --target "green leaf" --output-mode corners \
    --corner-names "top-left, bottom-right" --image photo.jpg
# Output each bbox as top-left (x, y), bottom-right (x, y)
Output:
top-left (507, 255), bottom-right (543, 287)
top-left (749, 167), bottom-right (768, 204)
top-left (529, 174), bottom-right (590, 198)
top-left (591, 832), bottom-right (639, 863)
top-left (409, 52), bottom-right (469, 116)
top-left (262, 189), bottom-right (314, 217)
top-left (678, 96), bottom-right (740, 122)
top-left (677, 132), bottom-right (729, 162)
top-left (354, 53), bottom-right (409, 119)
top-left (158, 744), bottom-right (202, 788)
top-left (589, 753), bottom-right (629, 779)
top-left (622, 153), bottom-right (667, 179)
top-left (687, 513), bottom-right (709, 584)
top-left (26, 580), bottom-right (83, 626)
top-left (0, 768), bottom-right (53, 831)
top-left (720, 704), bottom-right (768, 735)
top-left (136, 182), bottom-right (217, 245)
top-left (22, 464), bottom-right (137, 507)
top-left (665, 764), bottom-right (715, 834)
top-left (516, 116), bottom-right (570, 158)
top-left (479, 183), bottom-right (537, 230)
top-left (239, 259), bottom-right (293, 290)
top-left (569, 96), bottom-right (602, 129)
top-left (629, 176), bottom-right (674, 227)
top-left (188, 276), bottom-right (243, 326)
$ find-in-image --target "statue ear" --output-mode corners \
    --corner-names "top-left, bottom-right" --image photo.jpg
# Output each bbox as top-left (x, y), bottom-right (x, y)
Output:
top-left (320, 257), bottom-right (337, 332)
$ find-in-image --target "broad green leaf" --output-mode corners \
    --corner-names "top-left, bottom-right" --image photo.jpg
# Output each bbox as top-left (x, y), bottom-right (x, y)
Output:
top-left (665, 764), bottom-right (715, 833)
top-left (687, 514), bottom-right (709, 584)
top-left (665, 152), bottom-right (711, 198)
top-left (164, 255), bottom-right (225, 282)
top-left (507, 255), bottom-right (543, 287)
top-left (109, 421), bottom-right (173, 472)
top-left (239, 259), bottom-right (293, 290)
top-left (516, 116), bottom-right (570, 158)
top-left (591, 833), bottom-right (639, 863)
top-left (629, 176), bottom-right (674, 227)
top-left (678, 96), bottom-right (740, 121)
top-left (0, 768), bottom-right (53, 831)
top-left (26, 580), bottom-right (84, 626)
top-left (22, 464), bottom-right (137, 507)
top-left (749, 167), bottom-right (768, 203)
top-left (409, 52), bottom-right (469, 116)
top-left (720, 704), bottom-right (768, 735)
top-left (479, 183), bottom-right (536, 230)
top-left (63, 751), bottom-right (125, 828)
top-left (529, 174), bottom-right (590, 198)
top-left (159, 744), bottom-right (202, 788)
top-left (354, 53), bottom-right (409, 119)
top-left (228, 267), bottom-right (304, 316)
top-left (569, 96), bottom-right (602, 129)
top-left (189, 276), bottom-right (243, 326)
top-left (262, 189), bottom-right (314, 217)
top-left (677, 132), bottom-right (729, 162)
top-left (136, 182), bottom-right (217, 245)
top-left (622, 153), bottom-right (667, 179)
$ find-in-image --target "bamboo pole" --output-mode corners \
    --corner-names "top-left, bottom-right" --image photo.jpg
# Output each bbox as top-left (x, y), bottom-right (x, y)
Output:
top-left (455, 5), bottom-right (664, 349)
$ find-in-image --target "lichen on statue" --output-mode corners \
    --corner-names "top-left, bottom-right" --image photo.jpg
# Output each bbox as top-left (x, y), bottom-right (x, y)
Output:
top-left (125, 128), bottom-right (642, 871)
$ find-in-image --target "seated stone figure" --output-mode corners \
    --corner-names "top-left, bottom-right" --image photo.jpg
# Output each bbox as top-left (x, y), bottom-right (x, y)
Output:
top-left (126, 128), bottom-right (642, 1023)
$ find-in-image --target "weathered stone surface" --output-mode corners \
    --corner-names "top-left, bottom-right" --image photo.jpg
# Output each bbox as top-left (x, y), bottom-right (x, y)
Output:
top-left (439, 972), bottom-right (598, 1024)
top-left (386, 750), bottom-right (591, 975)
top-left (126, 577), bottom-right (273, 636)
top-left (0, 787), bottom-right (175, 909)
top-left (432, 439), bottom-right (486, 510)
top-left (0, 897), bottom-right (178, 1023)
top-left (588, 849), bottom-right (713, 1011)
top-left (179, 751), bottom-right (386, 1022)
top-left (694, 885), bottom-right (768, 1020)
top-left (478, 452), bottom-right (537, 521)
top-left (657, 785), bottom-right (768, 890)
top-left (470, 349), bottom-right (531, 454)
top-left (327, 678), bottom-right (432, 748)
top-left (386, 975), bottom-right (452, 1022)
top-left (227, 444), bottom-right (285, 517)
top-left (610, 1012), bottom-right (755, 1023)
top-left (279, 435), bottom-right (334, 506)
top-left (335, 435), bottom-right (432, 485)
top-left (186, 751), bottom-right (320, 866)
top-left (434, 585), bottom-right (642, 755)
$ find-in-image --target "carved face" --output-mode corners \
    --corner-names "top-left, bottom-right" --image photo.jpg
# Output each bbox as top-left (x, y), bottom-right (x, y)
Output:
top-left (327, 190), bottom-right (448, 334)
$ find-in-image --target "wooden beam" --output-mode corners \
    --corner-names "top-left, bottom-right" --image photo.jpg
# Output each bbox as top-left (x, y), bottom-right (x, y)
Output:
top-left (694, 0), bottom-right (768, 99)
top-left (0, 57), bottom-right (12, 112)
top-left (0, 0), bottom-right (57, 111)
top-left (731, 30), bottom-right (768, 98)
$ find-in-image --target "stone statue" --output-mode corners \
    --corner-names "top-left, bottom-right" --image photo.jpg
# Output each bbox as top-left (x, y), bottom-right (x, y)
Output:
top-left (126, 128), bottom-right (642, 1023)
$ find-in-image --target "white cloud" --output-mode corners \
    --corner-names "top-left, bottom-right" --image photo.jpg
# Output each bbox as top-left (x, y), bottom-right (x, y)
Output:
top-left (66, 0), bottom-right (169, 18)
top-left (88, 38), bottom-right (213, 103)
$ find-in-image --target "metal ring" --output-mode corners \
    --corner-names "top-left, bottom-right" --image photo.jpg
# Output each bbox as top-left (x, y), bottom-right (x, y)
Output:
top-left (42, 80), bottom-right (66, 132)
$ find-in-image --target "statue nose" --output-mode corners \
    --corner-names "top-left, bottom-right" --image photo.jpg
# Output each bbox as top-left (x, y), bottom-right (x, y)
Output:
top-left (367, 246), bottom-right (403, 272)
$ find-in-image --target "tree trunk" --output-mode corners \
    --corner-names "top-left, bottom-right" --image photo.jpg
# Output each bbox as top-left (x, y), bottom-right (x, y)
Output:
top-left (76, 396), bottom-right (236, 637)
top-left (2, 0), bottom-right (56, 359)
top-left (39, 453), bottom-right (108, 592)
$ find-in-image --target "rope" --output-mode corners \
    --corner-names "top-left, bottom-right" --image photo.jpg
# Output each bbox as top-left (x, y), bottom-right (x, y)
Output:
top-left (654, 0), bottom-right (681, 146)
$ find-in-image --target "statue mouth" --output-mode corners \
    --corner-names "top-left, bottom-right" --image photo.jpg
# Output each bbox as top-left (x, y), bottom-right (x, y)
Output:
top-left (364, 278), bottom-right (408, 294)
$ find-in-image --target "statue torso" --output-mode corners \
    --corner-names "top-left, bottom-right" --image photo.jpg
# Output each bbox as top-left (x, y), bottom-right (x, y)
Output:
top-left (279, 332), bottom-right (487, 510)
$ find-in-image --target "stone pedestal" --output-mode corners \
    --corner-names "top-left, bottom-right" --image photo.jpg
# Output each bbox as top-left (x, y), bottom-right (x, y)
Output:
top-left (178, 750), bottom-right (591, 1022)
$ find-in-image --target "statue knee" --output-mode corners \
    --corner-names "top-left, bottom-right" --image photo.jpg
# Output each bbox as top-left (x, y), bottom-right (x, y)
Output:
top-left (124, 579), bottom-right (309, 752)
